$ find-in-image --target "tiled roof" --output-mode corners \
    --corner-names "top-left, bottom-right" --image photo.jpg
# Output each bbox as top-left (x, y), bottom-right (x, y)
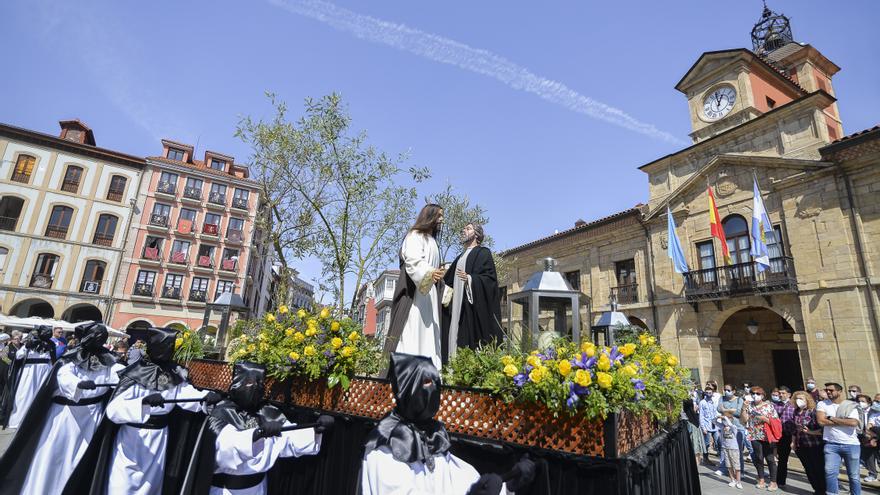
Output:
top-left (148, 155), bottom-right (257, 185)
top-left (755, 53), bottom-right (808, 94)
top-left (503, 207), bottom-right (642, 255)
top-left (832, 124), bottom-right (880, 144)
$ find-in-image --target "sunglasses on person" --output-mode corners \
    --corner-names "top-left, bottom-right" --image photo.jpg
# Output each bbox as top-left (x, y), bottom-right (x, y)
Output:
top-left (824, 388), bottom-right (837, 393)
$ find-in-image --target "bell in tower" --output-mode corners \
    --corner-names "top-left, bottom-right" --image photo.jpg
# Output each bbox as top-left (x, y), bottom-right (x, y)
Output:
top-left (750, 1), bottom-right (794, 55)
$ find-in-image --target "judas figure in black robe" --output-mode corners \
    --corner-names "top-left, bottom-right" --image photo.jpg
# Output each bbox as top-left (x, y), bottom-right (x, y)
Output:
top-left (0, 322), bottom-right (122, 495)
top-left (441, 223), bottom-right (505, 363)
top-left (181, 361), bottom-right (332, 494)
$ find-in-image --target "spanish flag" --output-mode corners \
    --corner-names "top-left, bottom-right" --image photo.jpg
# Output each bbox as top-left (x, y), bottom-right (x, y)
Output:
top-left (708, 185), bottom-right (732, 265)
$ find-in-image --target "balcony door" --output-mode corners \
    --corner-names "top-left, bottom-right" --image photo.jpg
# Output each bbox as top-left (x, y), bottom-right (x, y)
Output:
top-left (723, 215), bottom-right (752, 286)
top-left (32, 253), bottom-right (59, 288)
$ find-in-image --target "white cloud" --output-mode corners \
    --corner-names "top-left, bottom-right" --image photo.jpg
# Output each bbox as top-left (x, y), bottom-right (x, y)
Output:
top-left (268, 0), bottom-right (687, 145)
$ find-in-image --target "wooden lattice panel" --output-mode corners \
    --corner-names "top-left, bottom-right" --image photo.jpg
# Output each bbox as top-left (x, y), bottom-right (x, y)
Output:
top-left (188, 360), bottom-right (659, 458)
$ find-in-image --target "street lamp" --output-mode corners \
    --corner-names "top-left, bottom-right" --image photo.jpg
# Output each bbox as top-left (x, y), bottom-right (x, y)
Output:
top-left (202, 290), bottom-right (249, 358)
top-left (746, 317), bottom-right (759, 335)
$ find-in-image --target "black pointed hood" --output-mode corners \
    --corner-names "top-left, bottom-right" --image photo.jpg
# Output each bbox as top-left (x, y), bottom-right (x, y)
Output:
top-left (229, 361), bottom-right (265, 411)
top-left (27, 325), bottom-right (57, 357)
top-left (61, 322), bottom-right (116, 370)
top-left (146, 326), bottom-right (177, 364)
top-left (364, 353), bottom-right (450, 470)
top-left (113, 327), bottom-right (184, 396)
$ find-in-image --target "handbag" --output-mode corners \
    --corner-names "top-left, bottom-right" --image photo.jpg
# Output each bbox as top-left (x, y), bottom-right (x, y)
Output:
top-left (763, 417), bottom-right (783, 443)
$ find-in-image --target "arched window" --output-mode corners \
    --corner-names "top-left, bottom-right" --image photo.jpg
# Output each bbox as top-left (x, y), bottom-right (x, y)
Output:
top-left (81, 260), bottom-right (107, 293)
top-left (722, 215), bottom-right (750, 265)
top-left (31, 253), bottom-right (59, 288)
top-left (46, 205), bottom-right (74, 239)
top-left (0, 197), bottom-right (24, 232)
top-left (61, 165), bottom-right (84, 193)
top-left (11, 154), bottom-right (36, 183)
top-left (93, 214), bottom-right (118, 246)
top-left (107, 175), bottom-right (127, 202)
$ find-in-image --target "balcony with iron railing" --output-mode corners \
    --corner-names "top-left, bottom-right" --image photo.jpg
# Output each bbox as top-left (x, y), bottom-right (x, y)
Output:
top-left (80, 280), bottom-right (102, 294)
top-left (195, 255), bottom-right (214, 270)
top-left (189, 289), bottom-right (207, 303)
top-left (161, 286), bottom-right (181, 300)
top-left (219, 259), bottom-right (237, 272)
top-left (207, 192), bottom-right (226, 208)
top-left (176, 219), bottom-right (196, 236)
top-left (683, 256), bottom-right (797, 302)
top-left (133, 283), bottom-right (154, 297)
top-left (201, 223), bottom-right (219, 237)
top-left (107, 190), bottom-right (124, 202)
top-left (156, 181), bottom-right (176, 196)
top-left (11, 172), bottom-right (31, 183)
top-left (231, 197), bottom-right (248, 210)
top-left (61, 180), bottom-right (79, 193)
top-left (45, 225), bottom-right (68, 239)
top-left (169, 251), bottom-right (189, 265)
top-left (149, 214), bottom-right (169, 228)
top-left (92, 233), bottom-right (114, 247)
top-left (30, 273), bottom-right (53, 289)
top-left (0, 216), bottom-right (17, 231)
top-left (611, 283), bottom-right (638, 305)
top-left (142, 247), bottom-right (161, 263)
top-left (182, 187), bottom-right (202, 202)
top-left (226, 229), bottom-right (244, 244)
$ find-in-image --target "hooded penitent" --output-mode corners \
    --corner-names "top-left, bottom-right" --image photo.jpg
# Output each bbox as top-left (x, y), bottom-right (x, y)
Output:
top-left (30, 325), bottom-right (57, 357)
top-left (363, 353), bottom-right (450, 470)
top-left (112, 327), bottom-right (184, 397)
top-left (61, 322), bottom-right (117, 371)
top-left (208, 361), bottom-right (284, 432)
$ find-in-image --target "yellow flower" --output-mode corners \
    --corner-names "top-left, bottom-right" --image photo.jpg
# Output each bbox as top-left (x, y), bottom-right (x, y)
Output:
top-left (297, 308), bottom-right (307, 319)
top-left (664, 366), bottom-right (675, 378)
top-left (340, 346), bottom-right (354, 358)
top-left (500, 355), bottom-right (515, 367)
top-left (667, 355), bottom-right (679, 367)
top-left (596, 371), bottom-right (613, 389)
top-left (503, 364), bottom-right (518, 377)
top-left (528, 366), bottom-right (547, 383)
top-left (330, 321), bottom-right (341, 332)
top-left (259, 342), bottom-right (269, 352)
top-left (278, 305), bottom-right (289, 314)
top-left (320, 307), bottom-right (330, 319)
top-left (285, 328), bottom-right (294, 337)
top-left (288, 351), bottom-right (300, 360)
top-left (175, 338), bottom-right (183, 349)
top-left (303, 345), bottom-right (316, 357)
top-left (597, 353), bottom-right (611, 371)
top-left (651, 354), bottom-right (663, 365)
top-left (557, 360), bottom-right (572, 376)
top-left (619, 343), bottom-right (636, 357)
top-left (640, 334), bottom-right (656, 347)
top-left (621, 364), bottom-right (638, 377)
top-left (258, 332), bottom-right (269, 341)
top-left (574, 369), bottom-right (592, 387)
top-left (247, 344), bottom-right (256, 352)
top-left (305, 327), bottom-right (317, 337)
top-left (183, 331), bottom-right (191, 338)
top-left (266, 314), bottom-right (276, 323)
top-left (348, 331), bottom-right (359, 342)
top-left (580, 341), bottom-right (596, 357)
top-left (331, 337), bottom-right (343, 349)
top-left (526, 355), bottom-right (541, 368)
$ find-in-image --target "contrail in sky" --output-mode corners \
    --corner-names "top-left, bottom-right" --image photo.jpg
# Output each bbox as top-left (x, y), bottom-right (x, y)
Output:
top-left (268, 0), bottom-right (686, 145)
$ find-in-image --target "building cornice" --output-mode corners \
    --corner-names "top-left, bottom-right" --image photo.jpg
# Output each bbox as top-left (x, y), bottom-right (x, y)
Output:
top-left (146, 157), bottom-right (259, 189)
top-left (0, 122), bottom-right (145, 170)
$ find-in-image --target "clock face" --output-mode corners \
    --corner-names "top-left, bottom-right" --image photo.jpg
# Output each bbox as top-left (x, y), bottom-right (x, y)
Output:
top-left (702, 86), bottom-right (736, 121)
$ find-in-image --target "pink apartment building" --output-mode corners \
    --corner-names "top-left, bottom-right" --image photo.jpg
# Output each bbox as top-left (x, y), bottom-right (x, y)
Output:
top-left (110, 139), bottom-right (260, 338)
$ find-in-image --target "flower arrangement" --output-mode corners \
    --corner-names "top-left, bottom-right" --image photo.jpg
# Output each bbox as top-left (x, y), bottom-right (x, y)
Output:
top-left (174, 328), bottom-right (206, 365)
top-left (442, 332), bottom-right (689, 421)
top-left (227, 306), bottom-right (382, 389)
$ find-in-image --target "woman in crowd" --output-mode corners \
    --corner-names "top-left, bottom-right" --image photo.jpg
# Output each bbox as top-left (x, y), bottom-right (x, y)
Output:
top-left (684, 392), bottom-right (706, 466)
top-left (743, 385), bottom-right (779, 491)
top-left (858, 393), bottom-right (878, 483)
top-left (792, 390), bottom-right (825, 494)
top-left (864, 393), bottom-right (880, 483)
top-left (717, 383), bottom-right (746, 478)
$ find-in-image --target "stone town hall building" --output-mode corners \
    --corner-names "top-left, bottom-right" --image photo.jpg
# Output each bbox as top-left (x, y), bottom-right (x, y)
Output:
top-left (500, 7), bottom-right (880, 392)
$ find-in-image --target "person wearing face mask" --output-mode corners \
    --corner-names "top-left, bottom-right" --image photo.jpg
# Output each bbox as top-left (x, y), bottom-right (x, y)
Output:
top-left (0, 325), bottom-right (56, 429)
top-left (805, 377), bottom-right (820, 402)
top-left (816, 382), bottom-right (862, 495)
top-left (182, 361), bottom-right (333, 494)
top-left (716, 384), bottom-right (746, 478)
top-left (863, 393), bottom-right (880, 483)
top-left (64, 327), bottom-right (223, 495)
top-left (771, 386), bottom-right (796, 488)
top-left (698, 386), bottom-right (722, 467)
top-left (0, 323), bottom-right (124, 495)
top-left (742, 386), bottom-right (780, 491)
top-left (361, 353), bottom-right (535, 495)
top-left (848, 385), bottom-right (862, 401)
top-left (791, 391), bottom-right (825, 494)
top-left (855, 394), bottom-right (877, 484)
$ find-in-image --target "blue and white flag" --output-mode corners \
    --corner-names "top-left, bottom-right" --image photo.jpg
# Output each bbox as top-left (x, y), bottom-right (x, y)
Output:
top-left (667, 206), bottom-right (689, 274)
top-left (750, 175), bottom-right (774, 271)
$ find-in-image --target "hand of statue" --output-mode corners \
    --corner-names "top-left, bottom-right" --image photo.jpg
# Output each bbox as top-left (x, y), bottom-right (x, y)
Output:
top-left (431, 269), bottom-right (445, 283)
top-left (456, 269), bottom-right (468, 282)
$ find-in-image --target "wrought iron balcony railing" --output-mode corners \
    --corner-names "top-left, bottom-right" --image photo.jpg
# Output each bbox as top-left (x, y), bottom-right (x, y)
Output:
top-left (107, 190), bottom-right (124, 202)
top-left (0, 216), bottom-right (17, 231)
top-left (45, 225), bottom-right (68, 239)
top-left (11, 172), bottom-right (31, 183)
top-left (611, 283), bottom-right (638, 305)
top-left (231, 197), bottom-right (248, 209)
top-left (61, 180), bottom-right (80, 193)
top-left (134, 283), bottom-right (154, 297)
top-left (189, 289), bottom-right (207, 302)
top-left (92, 233), bottom-right (114, 247)
top-left (156, 181), bottom-right (176, 195)
top-left (183, 187), bottom-right (202, 201)
top-left (30, 273), bottom-right (53, 289)
top-left (683, 256), bottom-right (797, 302)
top-left (149, 214), bottom-right (168, 227)
top-left (208, 192), bottom-right (226, 206)
top-left (162, 286), bottom-right (181, 299)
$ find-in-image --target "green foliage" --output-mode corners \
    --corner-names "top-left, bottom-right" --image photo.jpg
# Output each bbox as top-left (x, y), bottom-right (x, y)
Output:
top-left (227, 306), bottom-right (382, 390)
top-left (443, 333), bottom-right (689, 421)
top-left (173, 328), bottom-right (206, 364)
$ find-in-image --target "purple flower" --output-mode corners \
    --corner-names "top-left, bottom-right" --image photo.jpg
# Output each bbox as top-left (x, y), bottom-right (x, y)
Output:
top-left (573, 353), bottom-right (597, 370)
top-left (538, 347), bottom-right (557, 361)
top-left (608, 346), bottom-right (624, 365)
top-left (631, 378), bottom-right (645, 390)
top-left (513, 373), bottom-right (528, 387)
top-left (567, 382), bottom-right (590, 408)
top-left (323, 350), bottom-right (333, 358)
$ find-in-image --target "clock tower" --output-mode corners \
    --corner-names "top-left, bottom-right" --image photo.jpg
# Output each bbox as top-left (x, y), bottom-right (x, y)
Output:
top-left (675, 3), bottom-right (843, 144)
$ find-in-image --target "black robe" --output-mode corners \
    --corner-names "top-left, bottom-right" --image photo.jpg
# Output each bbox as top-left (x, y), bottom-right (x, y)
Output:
top-left (0, 346), bottom-right (116, 494)
top-left (0, 341), bottom-right (56, 428)
top-left (62, 360), bottom-right (206, 495)
top-left (441, 246), bottom-right (505, 363)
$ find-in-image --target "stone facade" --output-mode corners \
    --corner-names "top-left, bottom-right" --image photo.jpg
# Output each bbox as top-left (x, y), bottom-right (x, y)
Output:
top-left (501, 42), bottom-right (880, 393)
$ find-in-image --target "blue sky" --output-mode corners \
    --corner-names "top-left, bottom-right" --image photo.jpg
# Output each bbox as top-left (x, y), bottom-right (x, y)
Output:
top-left (3, 0), bottom-right (878, 300)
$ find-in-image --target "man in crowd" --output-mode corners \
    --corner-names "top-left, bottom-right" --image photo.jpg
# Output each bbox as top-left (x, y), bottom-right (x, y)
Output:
top-left (806, 377), bottom-right (820, 402)
top-left (772, 386), bottom-right (796, 488)
top-left (816, 382), bottom-right (862, 495)
top-left (51, 327), bottom-right (67, 360)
